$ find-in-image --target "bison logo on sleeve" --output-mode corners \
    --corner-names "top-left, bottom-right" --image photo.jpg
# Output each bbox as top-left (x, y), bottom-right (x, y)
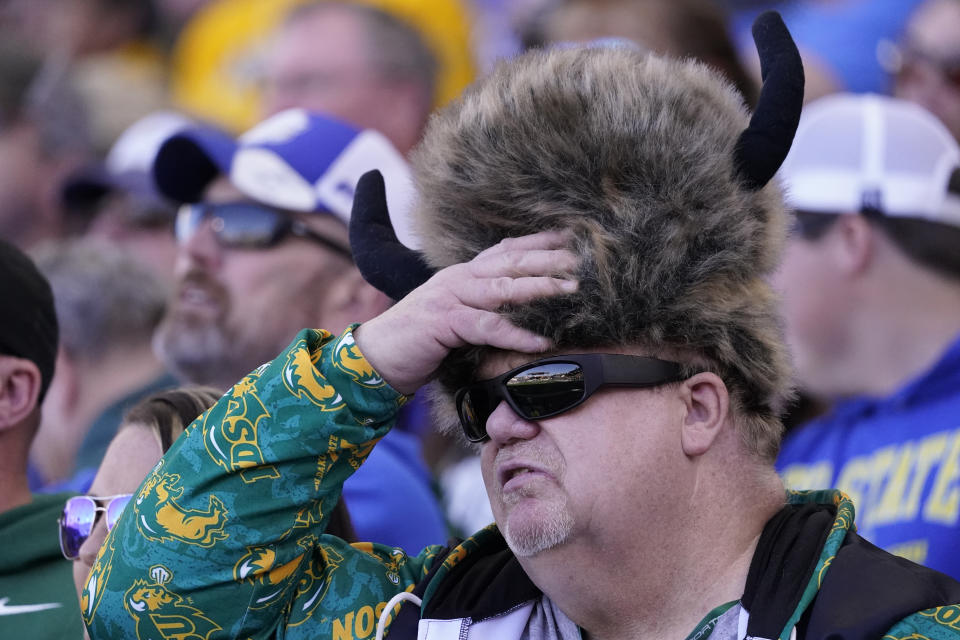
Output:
top-left (124, 567), bottom-right (222, 640)
top-left (333, 332), bottom-right (385, 388)
top-left (283, 339), bottom-right (346, 410)
top-left (135, 473), bottom-right (228, 547)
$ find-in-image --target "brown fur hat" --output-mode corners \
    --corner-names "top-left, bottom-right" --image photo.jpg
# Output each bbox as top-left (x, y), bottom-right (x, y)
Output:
top-left (408, 45), bottom-right (795, 460)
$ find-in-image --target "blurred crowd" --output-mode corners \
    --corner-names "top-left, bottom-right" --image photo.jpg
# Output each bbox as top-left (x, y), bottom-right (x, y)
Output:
top-left (1, 0), bottom-right (960, 637)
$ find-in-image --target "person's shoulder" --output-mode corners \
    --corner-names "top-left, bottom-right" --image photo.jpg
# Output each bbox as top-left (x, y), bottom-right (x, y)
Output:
top-left (806, 531), bottom-right (960, 637)
top-left (882, 606), bottom-right (960, 639)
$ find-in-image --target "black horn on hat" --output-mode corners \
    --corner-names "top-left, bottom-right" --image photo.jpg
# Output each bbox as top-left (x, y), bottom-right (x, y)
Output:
top-left (349, 170), bottom-right (435, 300)
top-left (732, 11), bottom-right (804, 191)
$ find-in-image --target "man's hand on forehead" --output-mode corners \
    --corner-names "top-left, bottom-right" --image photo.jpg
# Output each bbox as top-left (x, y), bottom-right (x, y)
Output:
top-left (353, 230), bottom-right (579, 395)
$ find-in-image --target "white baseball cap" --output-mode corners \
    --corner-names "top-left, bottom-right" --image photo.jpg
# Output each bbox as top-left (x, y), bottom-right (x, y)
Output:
top-left (779, 93), bottom-right (960, 227)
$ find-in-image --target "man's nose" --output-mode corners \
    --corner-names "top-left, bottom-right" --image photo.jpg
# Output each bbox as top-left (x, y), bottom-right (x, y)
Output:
top-left (75, 522), bottom-right (107, 567)
top-left (484, 401), bottom-right (541, 446)
top-left (178, 218), bottom-right (223, 272)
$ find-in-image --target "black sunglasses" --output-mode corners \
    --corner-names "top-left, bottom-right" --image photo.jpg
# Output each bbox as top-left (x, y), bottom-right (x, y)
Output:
top-left (455, 353), bottom-right (685, 443)
top-left (176, 202), bottom-right (352, 259)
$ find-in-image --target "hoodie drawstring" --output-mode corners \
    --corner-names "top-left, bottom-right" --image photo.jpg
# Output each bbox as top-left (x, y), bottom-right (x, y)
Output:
top-left (376, 591), bottom-right (423, 640)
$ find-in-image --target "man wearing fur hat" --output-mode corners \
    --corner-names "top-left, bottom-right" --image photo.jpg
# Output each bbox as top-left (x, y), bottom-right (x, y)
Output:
top-left (87, 13), bottom-right (960, 640)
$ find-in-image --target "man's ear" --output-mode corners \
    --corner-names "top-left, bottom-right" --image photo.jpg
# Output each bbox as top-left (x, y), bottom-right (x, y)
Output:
top-left (319, 266), bottom-right (395, 334)
top-left (678, 372), bottom-right (729, 457)
top-left (326, 268), bottom-right (393, 324)
top-left (836, 214), bottom-right (875, 276)
top-left (0, 356), bottom-right (42, 432)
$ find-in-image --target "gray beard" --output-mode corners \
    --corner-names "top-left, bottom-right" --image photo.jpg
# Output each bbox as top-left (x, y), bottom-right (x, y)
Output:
top-left (153, 315), bottom-right (272, 390)
top-left (501, 492), bottom-right (575, 558)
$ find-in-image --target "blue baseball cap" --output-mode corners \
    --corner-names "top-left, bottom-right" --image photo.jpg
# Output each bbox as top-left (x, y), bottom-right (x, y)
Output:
top-left (152, 108), bottom-right (417, 247)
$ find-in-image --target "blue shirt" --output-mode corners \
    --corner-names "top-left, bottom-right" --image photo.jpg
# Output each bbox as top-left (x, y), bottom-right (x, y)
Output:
top-left (778, 334), bottom-right (960, 579)
top-left (343, 397), bottom-right (448, 551)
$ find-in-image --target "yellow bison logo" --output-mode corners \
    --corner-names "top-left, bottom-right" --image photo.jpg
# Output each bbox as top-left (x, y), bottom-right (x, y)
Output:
top-left (334, 333), bottom-right (385, 387)
top-left (136, 473), bottom-right (228, 547)
top-left (124, 574), bottom-right (221, 640)
top-left (283, 340), bottom-right (346, 410)
top-left (232, 545), bottom-right (305, 609)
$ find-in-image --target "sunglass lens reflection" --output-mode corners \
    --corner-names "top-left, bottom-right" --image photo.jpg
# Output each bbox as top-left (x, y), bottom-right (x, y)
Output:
top-left (174, 207), bottom-right (202, 245)
top-left (214, 205), bottom-right (280, 248)
top-left (106, 495), bottom-right (132, 531)
top-left (60, 497), bottom-right (95, 559)
top-left (459, 388), bottom-right (491, 441)
top-left (506, 363), bottom-right (585, 418)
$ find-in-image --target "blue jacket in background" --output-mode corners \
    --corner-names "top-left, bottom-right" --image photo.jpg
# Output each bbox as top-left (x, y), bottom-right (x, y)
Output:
top-left (778, 334), bottom-right (960, 579)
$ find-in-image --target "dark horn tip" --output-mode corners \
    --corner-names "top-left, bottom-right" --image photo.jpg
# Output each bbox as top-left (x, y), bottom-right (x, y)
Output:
top-left (350, 170), bottom-right (435, 301)
top-left (732, 10), bottom-right (805, 191)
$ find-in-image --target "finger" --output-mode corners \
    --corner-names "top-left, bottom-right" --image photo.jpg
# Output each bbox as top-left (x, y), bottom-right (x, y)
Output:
top-left (444, 308), bottom-right (552, 353)
top-left (455, 275), bottom-right (578, 310)
top-left (468, 248), bottom-right (580, 279)
top-left (474, 230), bottom-right (574, 259)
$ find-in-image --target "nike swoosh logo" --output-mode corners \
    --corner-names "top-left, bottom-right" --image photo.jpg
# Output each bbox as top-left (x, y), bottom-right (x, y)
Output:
top-left (0, 597), bottom-right (63, 615)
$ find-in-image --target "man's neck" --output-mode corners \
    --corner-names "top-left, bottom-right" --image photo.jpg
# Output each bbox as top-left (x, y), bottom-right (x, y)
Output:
top-left (520, 469), bottom-right (785, 640)
top-left (0, 466), bottom-right (32, 515)
top-left (826, 268), bottom-right (960, 399)
top-left (31, 346), bottom-right (164, 484)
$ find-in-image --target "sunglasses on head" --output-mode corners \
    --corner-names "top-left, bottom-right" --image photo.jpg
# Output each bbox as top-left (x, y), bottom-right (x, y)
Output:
top-left (58, 494), bottom-right (133, 560)
top-left (455, 353), bottom-right (685, 443)
top-left (176, 202), bottom-right (352, 259)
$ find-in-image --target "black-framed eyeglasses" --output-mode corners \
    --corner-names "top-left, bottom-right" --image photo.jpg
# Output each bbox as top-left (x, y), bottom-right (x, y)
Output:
top-left (176, 202), bottom-right (353, 259)
top-left (58, 494), bottom-right (133, 560)
top-left (455, 353), bottom-right (685, 443)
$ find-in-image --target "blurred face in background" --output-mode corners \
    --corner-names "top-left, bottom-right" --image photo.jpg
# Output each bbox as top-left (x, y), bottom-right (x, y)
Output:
top-left (772, 215), bottom-right (860, 401)
top-left (85, 192), bottom-right (177, 292)
top-left (153, 177), bottom-right (353, 389)
top-left (0, 122), bottom-right (49, 247)
top-left (261, 5), bottom-right (427, 154)
top-left (894, 0), bottom-right (960, 141)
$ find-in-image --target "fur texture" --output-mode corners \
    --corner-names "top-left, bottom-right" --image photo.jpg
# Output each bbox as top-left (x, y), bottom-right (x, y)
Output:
top-left (411, 46), bottom-right (794, 460)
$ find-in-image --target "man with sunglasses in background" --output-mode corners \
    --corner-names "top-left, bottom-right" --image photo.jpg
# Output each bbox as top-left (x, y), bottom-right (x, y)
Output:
top-left (87, 14), bottom-right (960, 640)
top-left (0, 239), bottom-right (83, 638)
top-left (774, 94), bottom-right (960, 579)
top-left (147, 107), bottom-right (446, 552)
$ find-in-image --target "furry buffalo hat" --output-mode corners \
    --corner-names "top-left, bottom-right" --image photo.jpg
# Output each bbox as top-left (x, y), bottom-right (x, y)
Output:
top-left (351, 13), bottom-right (803, 460)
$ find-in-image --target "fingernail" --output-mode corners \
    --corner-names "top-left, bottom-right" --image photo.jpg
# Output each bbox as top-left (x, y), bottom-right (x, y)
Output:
top-left (561, 280), bottom-right (578, 292)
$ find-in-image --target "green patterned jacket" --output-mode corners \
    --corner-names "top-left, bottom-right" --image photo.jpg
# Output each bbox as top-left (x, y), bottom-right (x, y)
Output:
top-left (83, 327), bottom-right (960, 640)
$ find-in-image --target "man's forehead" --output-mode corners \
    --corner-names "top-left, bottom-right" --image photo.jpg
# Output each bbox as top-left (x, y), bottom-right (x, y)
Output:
top-left (272, 5), bottom-right (369, 66)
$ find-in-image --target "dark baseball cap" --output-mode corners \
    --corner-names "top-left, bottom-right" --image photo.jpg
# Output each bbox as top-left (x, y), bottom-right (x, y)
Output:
top-left (0, 239), bottom-right (58, 400)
